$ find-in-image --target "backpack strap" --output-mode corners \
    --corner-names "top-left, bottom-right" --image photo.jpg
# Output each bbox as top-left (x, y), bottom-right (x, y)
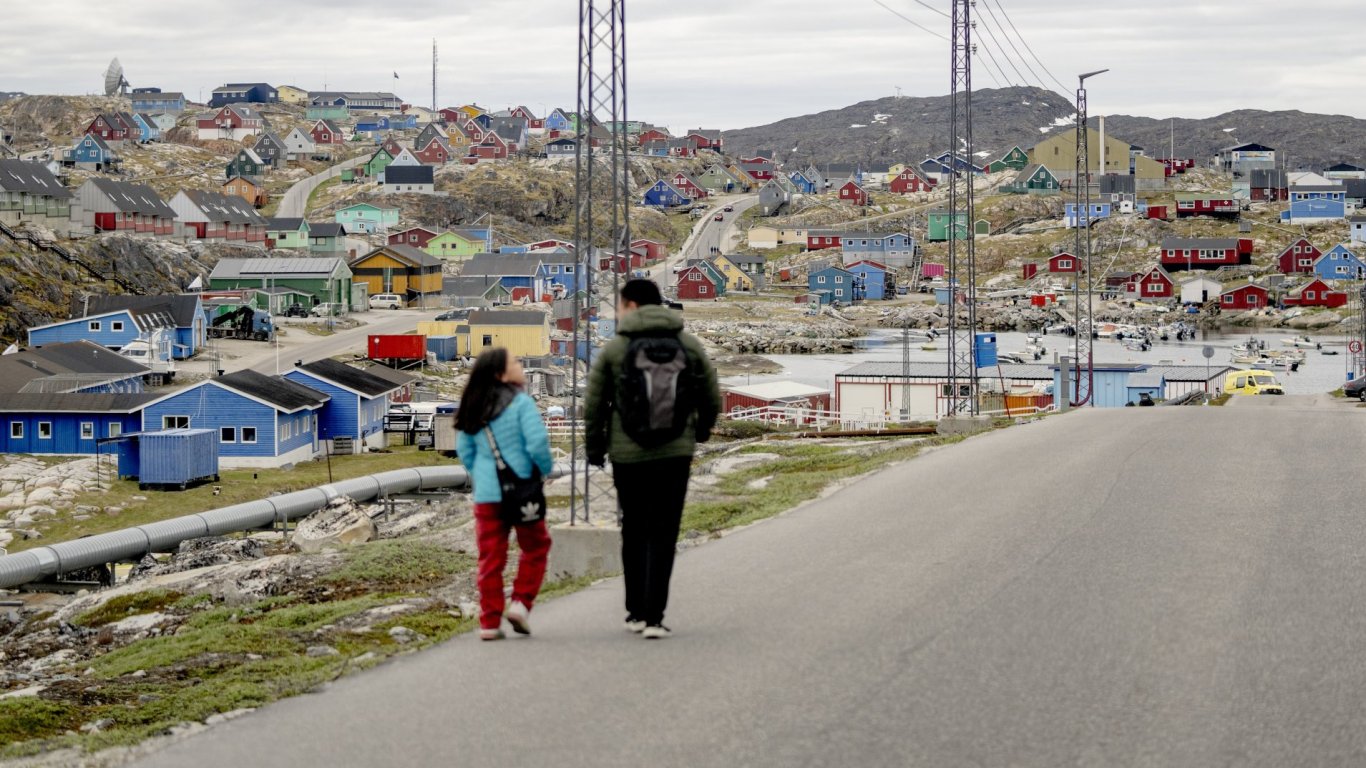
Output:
top-left (483, 427), bottom-right (508, 471)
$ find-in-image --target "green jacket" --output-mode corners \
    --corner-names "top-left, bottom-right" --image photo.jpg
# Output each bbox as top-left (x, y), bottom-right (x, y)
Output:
top-left (585, 304), bottom-right (721, 465)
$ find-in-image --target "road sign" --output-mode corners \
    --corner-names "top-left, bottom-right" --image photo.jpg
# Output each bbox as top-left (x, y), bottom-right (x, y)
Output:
top-left (1350, 340), bottom-right (1363, 355)
top-left (1201, 345), bottom-right (1215, 359)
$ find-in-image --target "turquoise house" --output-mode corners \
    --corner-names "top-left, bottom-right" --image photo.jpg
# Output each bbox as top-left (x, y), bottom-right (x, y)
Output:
top-left (335, 203), bottom-right (399, 234)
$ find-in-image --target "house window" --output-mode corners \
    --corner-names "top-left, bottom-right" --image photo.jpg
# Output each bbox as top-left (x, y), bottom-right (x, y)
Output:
top-left (242, 427), bottom-right (257, 444)
top-left (163, 415), bottom-right (189, 429)
top-left (817, 276), bottom-right (826, 284)
top-left (221, 427), bottom-right (236, 443)
top-left (37, 422), bottom-right (52, 440)
top-left (80, 422), bottom-right (94, 440)
top-left (482, 334), bottom-right (493, 347)
top-left (89, 321), bottom-right (101, 332)
top-left (108, 423), bottom-right (122, 438)
top-left (9, 422), bottom-right (21, 439)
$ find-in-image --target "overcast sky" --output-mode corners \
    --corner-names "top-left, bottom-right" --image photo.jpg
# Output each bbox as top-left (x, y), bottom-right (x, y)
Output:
top-left (4, 0), bottom-right (1364, 131)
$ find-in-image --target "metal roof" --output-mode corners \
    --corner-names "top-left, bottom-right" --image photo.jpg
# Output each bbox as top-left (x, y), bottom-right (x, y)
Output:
top-left (214, 370), bottom-right (329, 411)
top-left (354, 244), bottom-right (442, 269)
top-left (306, 222), bottom-right (344, 238)
top-left (0, 392), bottom-right (157, 413)
top-left (467, 310), bottom-right (547, 327)
top-left (383, 165), bottom-right (434, 185)
top-left (1162, 237), bottom-right (1241, 249)
top-left (725, 381), bottom-right (829, 400)
top-left (0, 340), bottom-right (149, 394)
top-left (295, 359), bottom-right (401, 398)
top-left (0, 159), bottom-right (72, 198)
top-left (210, 257), bottom-right (348, 280)
top-left (80, 294), bottom-right (202, 328)
top-left (442, 275), bottom-right (505, 297)
top-left (837, 362), bottom-right (1055, 380)
top-left (87, 178), bottom-right (176, 218)
top-left (182, 189), bottom-right (268, 226)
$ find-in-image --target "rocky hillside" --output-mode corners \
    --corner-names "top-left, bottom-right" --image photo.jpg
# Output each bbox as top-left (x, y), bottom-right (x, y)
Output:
top-left (724, 86), bottom-right (1366, 170)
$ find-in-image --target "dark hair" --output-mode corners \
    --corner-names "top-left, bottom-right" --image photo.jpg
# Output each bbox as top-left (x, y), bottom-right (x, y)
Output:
top-left (619, 278), bottom-right (663, 307)
top-left (456, 347), bottom-right (510, 434)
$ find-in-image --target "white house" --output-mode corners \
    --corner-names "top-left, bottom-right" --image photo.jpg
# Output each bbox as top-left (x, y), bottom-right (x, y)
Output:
top-left (1179, 275), bottom-right (1223, 305)
top-left (1350, 215), bottom-right (1366, 245)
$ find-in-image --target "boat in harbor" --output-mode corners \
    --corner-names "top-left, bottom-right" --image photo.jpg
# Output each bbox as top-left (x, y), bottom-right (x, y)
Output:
top-left (1282, 335), bottom-right (1320, 349)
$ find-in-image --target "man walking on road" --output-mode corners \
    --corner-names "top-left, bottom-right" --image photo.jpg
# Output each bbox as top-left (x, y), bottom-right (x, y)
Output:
top-left (586, 279), bottom-right (721, 639)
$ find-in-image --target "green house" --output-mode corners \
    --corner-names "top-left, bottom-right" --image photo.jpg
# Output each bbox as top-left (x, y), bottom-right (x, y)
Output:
top-left (208, 256), bottom-right (355, 312)
top-left (307, 105), bottom-right (349, 121)
top-left (698, 164), bottom-right (746, 193)
top-left (426, 230), bottom-right (485, 262)
top-left (927, 209), bottom-right (970, 242)
top-left (308, 222), bottom-right (346, 254)
top-left (988, 146), bottom-right (1029, 173)
top-left (266, 218), bottom-right (310, 249)
top-left (364, 148), bottom-right (394, 180)
top-left (1001, 164), bottom-right (1061, 195)
top-left (227, 148), bottom-right (266, 180)
top-left (335, 203), bottom-right (399, 234)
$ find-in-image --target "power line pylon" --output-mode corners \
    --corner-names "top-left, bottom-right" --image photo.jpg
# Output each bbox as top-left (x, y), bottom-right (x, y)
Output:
top-left (569, 0), bottom-right (630, 524)
top-left (945, 0), bottom-right (977, 416)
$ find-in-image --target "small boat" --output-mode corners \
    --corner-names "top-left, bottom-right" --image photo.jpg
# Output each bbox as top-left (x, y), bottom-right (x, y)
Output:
top-left (921, 344), bottom-right (938, 351)
top-left (1282, 336), bottom-right (1319, 349)
top-left (1322, 349), bottom-right (1340, 356)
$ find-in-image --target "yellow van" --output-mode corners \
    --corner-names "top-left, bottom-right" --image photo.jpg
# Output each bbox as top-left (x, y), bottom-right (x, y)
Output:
top-left (1223, 369), bottom-right (1284, 396)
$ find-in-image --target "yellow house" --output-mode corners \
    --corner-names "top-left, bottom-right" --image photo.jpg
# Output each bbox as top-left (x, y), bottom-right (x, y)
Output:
top-left (276, 85), bottom-right (309, 105)
top-left (457, 309), bottom-right (550, 358)
top-left (726, 164), bottom-right (756, 191)
top-left (1028, 128), bottom-right (1132, 183)
top-left (711, 254), bottom-right (763, 292)
top-left (885, 163), bottom-right (906, 185)
top-left (349, 245), bottom-right (445, 306)
top-left (747, 226), bottom-right (808, 250)
top-left (457, 104), bottom-right (486, 121)
top-left (1133, 155), bottom-right (1167, 191)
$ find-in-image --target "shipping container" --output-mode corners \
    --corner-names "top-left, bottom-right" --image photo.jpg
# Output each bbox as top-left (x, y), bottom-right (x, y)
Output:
top-left (368, 334), bottom-right (428, 361)
top-left (921, 262), bottom-right (946, 279)
top-left (426, 335), bottom-right (458, 361)
top-left (120, 429), bottom-right (220, 490)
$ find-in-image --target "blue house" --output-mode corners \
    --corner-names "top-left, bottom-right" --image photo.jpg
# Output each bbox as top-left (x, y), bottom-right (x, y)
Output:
top-left (544, 109), bottom-right (573, 133)
top-left (788, 171), bottom-right (819, 195)
top-left (1281, 186), bottom-right (1347, 223)
top-left (473, 113), bottom-right (493, 130)
top-left (64, 134), bottom-right (119, 169)
top-left (356, 117), bottom-right (391, 136)
top-left (641, 179), bottom-right (691, 208)
top-left (140, 370), bottom-right (327, 468)
top-left (1313, 245), bottom-right (1366, 281)
top-left (28, 309), bottom-right (174, 363)
top-left (846, 260), bottom-right (890, 300)
top-left (131, 113), bottom-right (161, 143)
top-left (1065, 201), bottom-right (1112, 228)
top-left (209, 83), bottom-right (278, 108)
top-left (388, 114), bottom-right (418, 130)
top-left (536, 253), bottom-right (587, 295)
top-left (283, 359), bottom-right (409, 454)
top-left (130, 90), bottom-right (186, 114)
top-left (0, 394), bottom-right (153, 455)
top-left (809, 266), bottom-right (860, 305)
top-left (461, 253), bottom-right (548, 299)
top-left (74, 295), bottom-right (206, 360)
top-left (1050, 363), bottom-right (1151, 408)
top-left (840, 232), bottom-right (916, 269)
top-left (0, 340), bottom-right (150, 396)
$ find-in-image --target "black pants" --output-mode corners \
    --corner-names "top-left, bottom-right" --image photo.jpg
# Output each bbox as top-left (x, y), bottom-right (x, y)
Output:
top-left (614, 456), bottom-right (692, 625)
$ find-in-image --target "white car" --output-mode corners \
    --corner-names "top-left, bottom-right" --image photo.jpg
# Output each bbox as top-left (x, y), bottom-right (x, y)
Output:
top-left (369, 293), bottom-right (405, 310)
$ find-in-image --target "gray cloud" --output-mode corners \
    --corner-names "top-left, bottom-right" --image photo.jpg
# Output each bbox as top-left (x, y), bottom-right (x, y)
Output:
top-left (2, 0), bottom-right (1363, 132)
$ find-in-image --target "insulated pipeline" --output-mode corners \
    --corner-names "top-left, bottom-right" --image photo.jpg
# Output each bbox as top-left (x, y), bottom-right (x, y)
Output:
top-left (0, 464), bottom-right (571, 590)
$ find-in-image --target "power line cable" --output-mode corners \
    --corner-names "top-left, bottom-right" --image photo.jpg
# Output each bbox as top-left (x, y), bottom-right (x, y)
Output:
top-left (973, 38), bottom-right (1014, 89)
top-left (976, 0), bottom-right (1047, 90)
top-left (872, 0), bottom-right (949, 41)
top-left (972, 11), bottom-right (1036, 88)
top-left (907, 0), bottom-right (949, 18)
top-left (989, 0), bottom-right (1072, 93)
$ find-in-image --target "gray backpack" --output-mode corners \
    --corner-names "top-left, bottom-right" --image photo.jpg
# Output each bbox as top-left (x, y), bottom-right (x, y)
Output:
top-left (617, 335), bottom-right (695, 448)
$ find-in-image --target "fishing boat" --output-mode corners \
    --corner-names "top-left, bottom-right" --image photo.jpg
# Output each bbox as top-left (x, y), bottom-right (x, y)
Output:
top-left (1282, 335), bottom-right (1319, 349)
top-left (920, 344), bottom-right (938, 351)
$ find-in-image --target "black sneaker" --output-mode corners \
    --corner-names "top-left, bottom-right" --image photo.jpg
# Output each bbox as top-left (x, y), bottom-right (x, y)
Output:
top-left (642, 624), bottom-right (671, 640)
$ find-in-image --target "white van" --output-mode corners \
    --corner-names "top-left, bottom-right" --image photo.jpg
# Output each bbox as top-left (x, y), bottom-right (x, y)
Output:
top-left (370, 293), bottom-right (405, 310)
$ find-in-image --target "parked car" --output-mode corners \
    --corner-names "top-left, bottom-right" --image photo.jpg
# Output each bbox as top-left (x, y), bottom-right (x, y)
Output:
top-left (1345, 376), bottom-right (1366, 401)
top-left (310, 303), bottom-right (342, 317)
top-left (1223, 369), bottom-right (1284, 396)
top-left (370, 293), bottom-right (405, 310)
top-left (435, 308), bottom-right (471, 322)
top-left (282, 304), bottom-right (309, 318)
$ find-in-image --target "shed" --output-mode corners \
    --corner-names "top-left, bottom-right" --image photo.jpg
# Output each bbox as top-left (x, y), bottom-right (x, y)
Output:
top-left (115, 428), bottom-right (220, 490)
top-left (723, 382), bottom-right (832, 420)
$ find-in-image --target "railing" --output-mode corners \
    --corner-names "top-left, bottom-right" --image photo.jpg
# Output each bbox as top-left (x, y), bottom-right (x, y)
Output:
top-left (0, 220), bottom-right (144, 295)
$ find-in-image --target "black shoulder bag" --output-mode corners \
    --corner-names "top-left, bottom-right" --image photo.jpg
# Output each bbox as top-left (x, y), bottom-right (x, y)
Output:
top-left (483, 428), bottom-right (547, 526)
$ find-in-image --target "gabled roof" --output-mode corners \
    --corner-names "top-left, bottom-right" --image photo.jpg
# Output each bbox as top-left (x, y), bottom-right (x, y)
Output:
top-left (210, 257), bottom-right (348, 280)
top-left (0, 392), bottom-right (157, 414)
top-left (267, 217), bottom-right (308, 232)
top-left (0, 341), bottom-right (150, 394)
top-left (353, 244), bottom-right (442, 269)
top-left (462, 253), bottom-right (544, 278)
top-left (306, 222), bottom-right (344, 238)
top-left (79, 294), bottom-right (202, 328)
top-left (718, 253), bottom-right (765, 268)
top-left (1012, 163), bottom-right (1056, 184)
top-left (1325, 162), bottom-right (1365, 173)
top-left (443, 275), bottom-right (507, 298)
top-left (294, 359), bottom-right (402, 398)
top-left (253, 131), bottom-right (286, 151)
top-left (0, 159), bottom-right (72, 198)
top-left (213, 369), bottom-right (328, 412)
top-left (180, 189), bottom-right (268, 226)
top-left (384, 165), bottom-right (434, 185)
top-left (86, 179), bottom-right (175, 218)
top-left (313, 118), bottom-right (343, 133)
top-left (467, 310), bottom-right (547, 327)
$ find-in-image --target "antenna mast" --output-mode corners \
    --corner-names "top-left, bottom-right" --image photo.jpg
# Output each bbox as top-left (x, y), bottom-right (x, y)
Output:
top-left (431, 39), bottom-right (438, 113)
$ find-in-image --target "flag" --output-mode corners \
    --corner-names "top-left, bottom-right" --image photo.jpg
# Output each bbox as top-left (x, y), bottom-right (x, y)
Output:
top-left (393, 71), bottom-right (400, 79)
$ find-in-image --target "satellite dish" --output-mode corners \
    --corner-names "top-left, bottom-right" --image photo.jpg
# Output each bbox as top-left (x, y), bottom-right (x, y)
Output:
top-left (103, 58), bottom-right (129, 97)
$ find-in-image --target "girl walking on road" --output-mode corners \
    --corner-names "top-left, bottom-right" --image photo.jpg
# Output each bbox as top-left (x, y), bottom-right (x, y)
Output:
top-left (455, 348), bottom-right (555, 641)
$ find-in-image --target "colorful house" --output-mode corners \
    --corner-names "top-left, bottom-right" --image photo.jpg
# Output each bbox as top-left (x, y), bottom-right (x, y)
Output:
top-left (838, 181), bottom-right (868, 206)
top-left (73, 178), bottom-right (175, 235)
top-left (222, 176), bottom-right (267, 208)
top-left (363, 147), bottom-right (395, 180)
top-left (1128, 266), bottom-right (1174, 299)
top-left (713, 254), bottom-right (766, 292)
top-left (283, 359), bottom-right (407, 453)
top-left (140, 370), bottom-right (325, 468)
top-left (1064, 201), bottom-right (1112, 227)
top-left (927, 209), bottom-right (969, 242)
top-left (311, 119), bottom-right (345, 145)
top-left (889, 167), bottom-right (936, 195)
top-left (307, 222), bottom-right (346, 255)
top-left (169, 189), bottom-right (269, 243)
top-left (1004, 164), bottom-right (1060, 195)
top-left (63, 134), bottom-right (120, 171)
top-left (349, 245), bottom-right (444, 306)
top-left (196, 106), bottom-right (264, 142)
top-left (1312, 245), bottom-right (1366, 281)
top-left (131, 113), bottom-right (161, 143)
top-left (426, 230), bottom-right (487, 262)
top-left (699, 164), bottom-right (746, 193)
top-left (807, 230), bottom-right (843, 251)
top-left (808, 266), bottom-right (860, 304)
top-left (788, 170), bottom-right (820, 195)
top-left (458, 310), bottom-right (550, 359)
top-left (1159, 237), bottom-right (1254, 272)
top-left (461, 254), bottom-right (548, 302)
top-left (1276, 238), bottom-right (1322, 274)
top-left (669, 172), bottom-right (708, 200)
top-left (1219, 282), bottom-right (1269, 311)
top-left (1283, 278), bottom-right (1348, 308)
top-left (209, 257), bottom-right (354, 311)
top-left (0, 159), bottom-right (74, 232)
top-left (1175, 193), bottom-right (1239, 219)
top-left (130, 91), bottom-right (186, 114)
top-left (840, 232), bottom-right (916, 269)
top-left (845, 260), bottom-right (891, 300)
top-left (641, 179), bottom-right (691, 208)
top-left (266, 218), bottom-right (311, 249)
top-left (335, 203), bottom-right (399, 234)
top-left (988, 146), bottom-right (1030, 173)
top-left (675, 264), bottom-right (722, 301)
top-left (1280, 186), bottom-right (1347, 224)
top-left (251, 132), bottom-right (287, 169)
top-left (1048, 252), bottom-right (1082, 273)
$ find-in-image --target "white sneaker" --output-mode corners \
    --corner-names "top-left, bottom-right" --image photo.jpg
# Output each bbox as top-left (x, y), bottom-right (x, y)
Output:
top-left (624, 617), bottom-right (647, 634)
top-left (505, 601), bottom-right (532, 635)
top-left (479, 628), bottom-right (505, 641)
top-left (642, 624), bottom-right (671, 640)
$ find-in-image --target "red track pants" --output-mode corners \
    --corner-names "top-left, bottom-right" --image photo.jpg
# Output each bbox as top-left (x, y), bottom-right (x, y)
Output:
top-left (473, 503), bottom-right (553, 630)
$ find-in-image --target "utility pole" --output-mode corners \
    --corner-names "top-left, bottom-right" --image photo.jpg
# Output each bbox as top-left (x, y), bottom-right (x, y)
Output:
top-left (945, 0), bottom-right (977, 416)
top-left (431, 40), bottom-right (438, 113)
top-left (569, 0), bottom-right (629, 525)
top-left (1070, 69), bottom-right (1107, 408)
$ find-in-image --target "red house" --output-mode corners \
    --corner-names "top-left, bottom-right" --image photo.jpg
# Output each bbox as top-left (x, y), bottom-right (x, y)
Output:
top-left (1276, 238), bottom-right (1322, 274)
top-left (676, 265), bottom-right (720, 300)
top-left (1160, 237), bottom-right (1254, 271)
top-left (1048, 252), bottom-right (1082, 273)
top-left (508, 106), bottom-right (544, 131)
top-left (310, 119), bottom-right (344, 145)
top-left (528, 239), bottom-right (574, 251)
top-left (807, 231), bottom-right (842, 251)
top-left (838, 181), bottom-right (868, 206)
top-left (669, 172), bottom-right (708, 200)
top-left (1219, 283), bottom-right (1269, 311)
top-left (1128, 266), bottom-right (1174, 299)
top-left (722, 382), bottom-right (832, 421)
top-left (1176, 194), bottom-right (1239, 219)
top-left (464, 120), bottom-right (487, 143)
top-left (438, 108), bottom-right (464, 125)
top-left (631, 238), bottom-right (666, 262)
top-left (684, 129), bottom-right (722, 152)
top-left (1283, 278), bottom-right (1348, 308)
top-left (466, 132), bottom-right (509, 161)
top-left (413, 137), bottom-right (451, 165)
top-left (388, 226), bottom-right (441, 249)
top-left (86, 113), bottom-right (130, 144)
top-left (890, 167), bottom-right (936, 195)
top-left (1022, 263), bottom-right (1039, 280)
top-left (637, 128), bottom-right (669, 146)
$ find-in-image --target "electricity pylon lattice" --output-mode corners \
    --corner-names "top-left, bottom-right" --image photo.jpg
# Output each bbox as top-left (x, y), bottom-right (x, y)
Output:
top-left (945, 0), bottom-right (977, 415)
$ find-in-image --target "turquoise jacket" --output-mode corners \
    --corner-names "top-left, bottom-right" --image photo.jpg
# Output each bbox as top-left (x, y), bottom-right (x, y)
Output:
top-left (455, 391), bottom-right (554, 504)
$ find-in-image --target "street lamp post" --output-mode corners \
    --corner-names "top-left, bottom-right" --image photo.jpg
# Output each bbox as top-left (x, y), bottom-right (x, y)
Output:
top-left (1071, 68), bottom-right (1108, 408)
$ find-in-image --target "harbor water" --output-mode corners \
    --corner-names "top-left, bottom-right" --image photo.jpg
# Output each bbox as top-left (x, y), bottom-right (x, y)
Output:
top-left (721, 328), bottom-right (1355, 396)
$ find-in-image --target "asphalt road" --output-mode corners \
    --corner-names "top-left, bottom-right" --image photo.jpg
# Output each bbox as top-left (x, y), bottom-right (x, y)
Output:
top-left (275, 155), bottom-right (367, 219)
top-left (136, 402), bottom-right (1366, 768)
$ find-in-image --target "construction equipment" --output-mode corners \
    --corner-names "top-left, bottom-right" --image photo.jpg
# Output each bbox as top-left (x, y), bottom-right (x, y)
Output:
top-left (208, 305), bottom-right (274, 341)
